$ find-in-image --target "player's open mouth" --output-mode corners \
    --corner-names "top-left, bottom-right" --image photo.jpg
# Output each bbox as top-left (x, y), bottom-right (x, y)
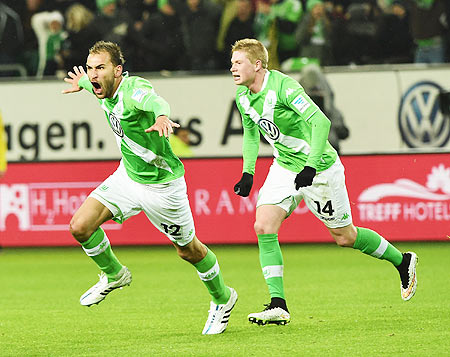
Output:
top-left (233, 75), bottom-right (240, 81)
top-left (91, 81), bottom-right (102, 95)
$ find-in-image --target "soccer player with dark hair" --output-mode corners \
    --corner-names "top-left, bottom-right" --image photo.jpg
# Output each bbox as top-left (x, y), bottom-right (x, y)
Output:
top-left (230, 38), bottom-right (418, 326)
top-left (62, 41), bottom-right (237, 335)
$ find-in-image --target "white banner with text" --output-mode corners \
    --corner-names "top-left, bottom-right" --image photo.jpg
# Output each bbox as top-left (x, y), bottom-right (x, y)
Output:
top-left (1, 65), bottom-right (450, 161)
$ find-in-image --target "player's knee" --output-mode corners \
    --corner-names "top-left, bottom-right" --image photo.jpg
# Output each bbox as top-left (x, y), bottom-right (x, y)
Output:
top-left (176, 247), bottom-right (192, 261)
top-left (333, 233), bottom-right (356, 247)
top-left (176, 240), bottom-right (205, 263)
top-left (69, 217), bottom-right (93, 242)
top-left (254, 220), bottom-right (271, 235)
top-left (330, 224), bottom-right (357, 247)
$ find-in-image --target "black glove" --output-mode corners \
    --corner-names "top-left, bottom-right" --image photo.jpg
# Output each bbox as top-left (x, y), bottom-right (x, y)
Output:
top-left (295, 166), bottom-right (316, 189)
top-left (234, 172), bottom-right (253, 197)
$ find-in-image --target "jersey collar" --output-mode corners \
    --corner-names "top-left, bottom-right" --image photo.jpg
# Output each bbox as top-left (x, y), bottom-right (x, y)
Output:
top-left (247, 70), bottom-right (270, 95)
top-left (260, 70), bottom-right (270, 92)
top-left (111, 71), bottom-right (129, 99)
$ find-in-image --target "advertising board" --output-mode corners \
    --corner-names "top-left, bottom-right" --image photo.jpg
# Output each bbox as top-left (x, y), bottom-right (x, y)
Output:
top-left (1, 154), bottom-right (448, 247)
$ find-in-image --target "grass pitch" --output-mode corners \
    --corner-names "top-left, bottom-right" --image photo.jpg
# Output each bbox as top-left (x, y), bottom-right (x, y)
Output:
top-left (1, 242), bottom-right (449, 356)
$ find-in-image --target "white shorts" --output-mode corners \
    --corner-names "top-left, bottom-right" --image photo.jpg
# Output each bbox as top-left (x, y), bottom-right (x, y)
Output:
top-left (257, 158), bottom-right (353, 228)
top-left (89, 162), bottom-right (195, 246)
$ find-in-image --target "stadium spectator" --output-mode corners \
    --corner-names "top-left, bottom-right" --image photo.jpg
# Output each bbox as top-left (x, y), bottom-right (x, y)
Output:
top-left (1, 0), bottom-right (46, 76)
top-left (178, 0), bottom-right (223, 71)
top-left (169, 127), bottom-right (195, 157)
top-left (129, 0), bottom-right (185, 71)
top-left (326, 0), bottom-right (351, 66)
top-left (0, 111), bottom-right (7, 178)
top-left (386, 0), bottom-right (447, 64)
top-left (38, 0), bottom-right (98, 14)
top-left (0, 1), bottom-right (25, 76)
top-left (296, 0), bottom-right (334, 66)
top-left (222, 0), bottom-right (255, 66)
top-left (254, 0), bottom-right (303, 67)
top-left (126, 0), bottom-right (159, 25)
top-left (339, 0), bottom-right (383, 65)
top-left (62, 41), bottom-right (237, 334)
top-left (230, 39), bottom-right (418, 325)
top-left (93, 0), bottom-right (133, 59)
top-left (31, 10), bottom-right (66, 76)
top-left (376, 0), bottom-right (414, 63)
top-left (60, 3), bottom-right (102, 73)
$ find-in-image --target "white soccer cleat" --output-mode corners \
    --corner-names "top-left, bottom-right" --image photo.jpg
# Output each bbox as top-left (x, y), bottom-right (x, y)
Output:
top-left (202, 287), bottom-right (238, 335)
top-left (399, 252), bottom-right (418, 301)
top-left (248, 305), bottom-right (290, 325)
top-left (80, 266), bottom-right (132, 307)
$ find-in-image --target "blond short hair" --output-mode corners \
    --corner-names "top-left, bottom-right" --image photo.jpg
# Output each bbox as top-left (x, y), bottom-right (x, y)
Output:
top-left (231, 39), bottom-right (269, 69)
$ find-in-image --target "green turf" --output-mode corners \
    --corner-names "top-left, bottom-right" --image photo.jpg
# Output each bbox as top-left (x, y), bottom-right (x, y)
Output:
top-left (1, 242), bottom-right (449, 356)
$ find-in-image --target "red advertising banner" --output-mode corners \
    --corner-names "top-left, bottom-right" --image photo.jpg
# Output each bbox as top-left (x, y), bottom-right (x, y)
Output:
top-left (1, 154), bottom-right (449, 247)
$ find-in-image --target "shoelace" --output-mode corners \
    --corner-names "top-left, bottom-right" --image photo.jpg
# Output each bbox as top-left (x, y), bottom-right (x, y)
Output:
top-left (92, 272), bottom-right (108, 290)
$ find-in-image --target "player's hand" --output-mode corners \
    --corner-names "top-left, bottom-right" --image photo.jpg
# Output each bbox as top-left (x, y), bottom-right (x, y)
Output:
top-left (62, 66), bottom-right (86, 94)
top-left (145, 115), bottom-right (180, 137)
top-left (234, 172), bottom-right (253, 197)
top-left (294, 166), bottom-right (316, 189)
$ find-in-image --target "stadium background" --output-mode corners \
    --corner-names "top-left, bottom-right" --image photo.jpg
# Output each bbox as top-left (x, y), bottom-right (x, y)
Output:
top-left (1, 2), bottom-right (449, 354)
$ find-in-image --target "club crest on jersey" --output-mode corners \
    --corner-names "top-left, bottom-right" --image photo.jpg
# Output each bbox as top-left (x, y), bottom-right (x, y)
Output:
top-left (109, 113), bottom-right (124, 137)
top-left (258, 119), bottom-right (280, 140)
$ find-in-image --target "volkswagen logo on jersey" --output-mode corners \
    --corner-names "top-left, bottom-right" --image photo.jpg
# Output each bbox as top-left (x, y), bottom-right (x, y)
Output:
top-left (109, 113), bottom-right (124, 137)
top-left (258, 119), bottom-right (280, 140)
top-left (398, 81), bottom-right (450, 148)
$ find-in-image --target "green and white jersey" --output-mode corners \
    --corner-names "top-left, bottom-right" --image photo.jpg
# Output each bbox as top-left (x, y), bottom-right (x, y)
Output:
top-left (79, 73), bottom-right (184, 184)
top-left (235, 70), bottom-right (337, 174)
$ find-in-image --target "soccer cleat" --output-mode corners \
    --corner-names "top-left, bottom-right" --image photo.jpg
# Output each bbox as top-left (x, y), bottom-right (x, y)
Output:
top-left (397, 252), bottom-right (418, 301)
top-left (248, 304), bottom-right (291, 325)
top-left (80, 266), bottom-right (132, 307)
top-left (202, 287), bottom-right (238, 335)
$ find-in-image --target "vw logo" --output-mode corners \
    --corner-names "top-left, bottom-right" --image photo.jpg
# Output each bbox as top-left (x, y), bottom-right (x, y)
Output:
top-left (258, 119), bottom-right (280, 140)
top-left (109, 113), bottom-right (124, 137)
top-left (398, 81), bottom-right (450, 148)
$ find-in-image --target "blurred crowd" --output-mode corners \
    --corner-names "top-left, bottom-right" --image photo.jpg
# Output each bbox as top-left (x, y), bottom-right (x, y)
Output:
top-left (0, 0), bottom-right (449, 77)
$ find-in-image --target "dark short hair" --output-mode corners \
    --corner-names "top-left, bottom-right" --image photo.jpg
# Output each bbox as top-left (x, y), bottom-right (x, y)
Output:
top-left (89, 41), bottom-right (125, 66)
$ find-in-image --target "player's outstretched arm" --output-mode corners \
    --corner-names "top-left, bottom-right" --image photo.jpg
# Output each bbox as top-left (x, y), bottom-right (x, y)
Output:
top-left (62, 66), bottom-right (86, 94)
top-left (145, 115), bottom-right (180, 137)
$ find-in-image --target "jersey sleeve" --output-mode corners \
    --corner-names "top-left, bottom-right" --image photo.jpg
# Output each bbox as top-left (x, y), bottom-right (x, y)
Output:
top-left (305, 111), bottom-right (331, 169)
top-left (236, 93), bottom-right (259, 175)
top-left (280, 76), bottom-right (331, 170)
top-left (280, 76), bottom-right (319, 120)
top-left (242, 123), bottom-right (259, 175)
top-left (129, 78), bottom-right (170, 118)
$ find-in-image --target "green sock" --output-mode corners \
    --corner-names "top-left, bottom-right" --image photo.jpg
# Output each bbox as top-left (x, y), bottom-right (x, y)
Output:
top-left (258, 233), bottom-right (285, 299)
top-left (81, 227), bottom-right (123, 281)
top-left (353, 227), bottom-right (403, 266)
top-left (194, 249), bottom-right (230, 305)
